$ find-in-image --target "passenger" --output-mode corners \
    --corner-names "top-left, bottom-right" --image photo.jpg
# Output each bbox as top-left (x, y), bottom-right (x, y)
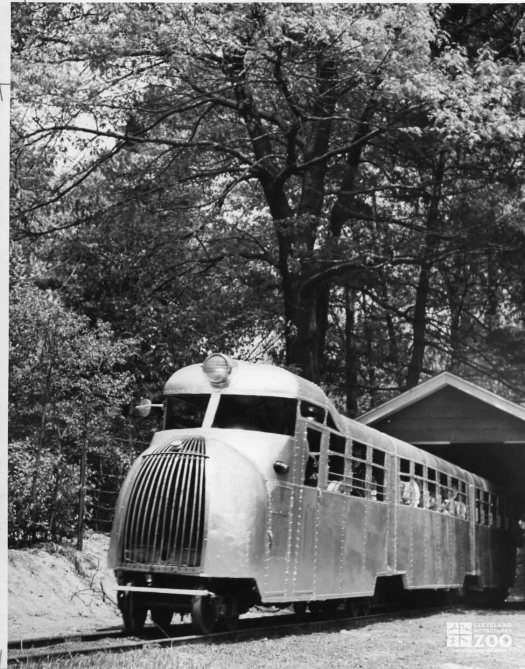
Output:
top-left (401, 479), bottom-right (420, 507)
top-left (304, 452), bottom-right (319, 486)
top-left (446, 488), bottom-right (459, 515)
top-left (439, 487), bottom-right (450, 513)
top-left (456, 500), bottom-right (467, 519)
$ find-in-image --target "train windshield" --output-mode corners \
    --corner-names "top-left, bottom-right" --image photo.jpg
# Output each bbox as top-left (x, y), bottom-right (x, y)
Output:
top-left (212, 395), bottom-right (297, 436)
top-left (165, 394), bottom-right (210, 429)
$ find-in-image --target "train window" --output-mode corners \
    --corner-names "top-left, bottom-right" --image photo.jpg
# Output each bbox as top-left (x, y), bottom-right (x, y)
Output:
top-left (414, 463), bottom-right (425, 508)
top-left (304, 427), bottom-right (322, 487)
top-left (329, 432), bottom-right (346, 454)
top-left (456, 480), bottom-right (468, 520)
top-left (437, 472), bottom-right (449, 513)
top-left (400, 458), bottom-right (410, 475)
top-left (497, 497), bottom-right (505, 529)
top-left (426, 468), bottom-right (437, 510)
top-left (475, 489), bottom-right (482, 523)
top-left (490, 494), bottom-right (498, 528)
top-left (482, 491), bottom-right (490, 526)
top-left (350, 459), bottom-right (366, 497)
top-left (349, 441), bottom-right (367, 497)
top-left (301, 401), bottom-right (326, 424)
top-left (327, 412), bottom-right (338, 430)
top-left (165, 394), bottom-right (210, 429)
top-left (353, 441), bottom-right (367, 461)
top-left (371, 449), bottom-right (386, 502)
top-left (212, 395), bottom-right (297, 435)
top-left (327, 433), bottom-right (347, 492)
top-left (372, 449), bottom-right (385, 466)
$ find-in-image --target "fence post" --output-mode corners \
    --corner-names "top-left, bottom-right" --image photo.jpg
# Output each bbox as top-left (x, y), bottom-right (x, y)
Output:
top-left (77, 432), bottom-right (87, 551)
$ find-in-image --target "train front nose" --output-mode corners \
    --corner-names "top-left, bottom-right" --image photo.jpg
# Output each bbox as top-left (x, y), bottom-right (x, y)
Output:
top-left (203, 435), bottom-right (268, 577)
top-left (111, 432), bottom-right (267, 576)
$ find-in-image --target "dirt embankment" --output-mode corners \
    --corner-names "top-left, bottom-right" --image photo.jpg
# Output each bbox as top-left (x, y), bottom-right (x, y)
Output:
top-left (8, 532), bottom-right (121, 641)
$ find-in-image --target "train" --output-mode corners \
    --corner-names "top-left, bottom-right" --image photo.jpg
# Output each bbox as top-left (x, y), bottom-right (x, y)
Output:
top-left (108, 353), bottom-right (520, 634)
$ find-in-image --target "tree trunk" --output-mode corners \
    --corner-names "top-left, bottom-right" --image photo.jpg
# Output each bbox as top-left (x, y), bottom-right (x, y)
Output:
top-left (344, 285), bottom-right (359, 417)
top-left (405, 153), bottom-right (446, 389)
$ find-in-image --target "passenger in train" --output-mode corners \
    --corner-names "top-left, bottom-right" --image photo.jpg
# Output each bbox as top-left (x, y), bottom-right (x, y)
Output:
top-left (401, 478), bottom-right (420, 507)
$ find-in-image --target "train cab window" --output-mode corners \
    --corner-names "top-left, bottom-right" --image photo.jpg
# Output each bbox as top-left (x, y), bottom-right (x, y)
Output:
top-left (327, 432), bottom-right (346, 491)
top-left (165, 394), bottom-right (210, 429)
top-left (300, 401), bottom-right (326, 424)
top-left (304, 427), bottom-right (322, 487)
top-left (212, 395), bottom-right (297, 435)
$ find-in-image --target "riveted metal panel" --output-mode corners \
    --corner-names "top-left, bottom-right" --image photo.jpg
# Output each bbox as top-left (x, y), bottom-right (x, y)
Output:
top-left (341, 497), bottom-right (369, 595)
top-left (291, 486), bottom-right (316, 596)
top-left (263, 481), bottom-right (295, 596)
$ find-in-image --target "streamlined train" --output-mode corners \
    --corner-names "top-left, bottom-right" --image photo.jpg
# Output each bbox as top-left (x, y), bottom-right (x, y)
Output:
top-left (108, 354), bottom-right (520, 634)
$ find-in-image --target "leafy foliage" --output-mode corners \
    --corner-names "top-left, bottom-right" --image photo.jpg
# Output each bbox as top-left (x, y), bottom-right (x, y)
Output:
top-left (9, 4), bottom-right (525, 542)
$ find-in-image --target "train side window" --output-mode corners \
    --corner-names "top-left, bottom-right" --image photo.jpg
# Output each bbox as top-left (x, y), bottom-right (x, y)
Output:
top-left (414, 463), bottom-right (425, 508)
top-left (399, 459), bottom-right (420, 507)
top-left (490, 494), bottom-right (498, 528)
top-left (327, 433), bottom-right (346, 492)
top-left (457, 480), bottom-right (468, 520)
top-left (475, 488), bottom-right (482, 523)
top-left (482, 491), bottom-right (490, 526)
top-left (497, 497), bottom-right (505, 529)
top-left (304, 427), bottom-right (322, 487)
top-left (426, 468), bottom-right (437, 510)
top-left (300, 401), bottom-right (326, 424)
top-left (350, 441), bottom-right (368, 497)
top-left (371, 448), bottom-right (386, 502)
top-left (446, 476), bottom-right (459, 515)
top-left (438, 472), bottom-right (449, 513)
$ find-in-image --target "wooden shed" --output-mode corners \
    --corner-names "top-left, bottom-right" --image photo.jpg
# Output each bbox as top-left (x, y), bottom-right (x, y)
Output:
top-left (358, 372), bottom-right (525, 512)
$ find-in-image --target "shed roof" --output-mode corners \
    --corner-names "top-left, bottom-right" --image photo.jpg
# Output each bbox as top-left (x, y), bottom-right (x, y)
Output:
top-left (358, 372), bottom-right (525, 427)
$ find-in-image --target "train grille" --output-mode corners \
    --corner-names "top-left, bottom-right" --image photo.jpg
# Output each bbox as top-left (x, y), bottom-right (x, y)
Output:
top-left (121, 436), bottom-right (206, 567)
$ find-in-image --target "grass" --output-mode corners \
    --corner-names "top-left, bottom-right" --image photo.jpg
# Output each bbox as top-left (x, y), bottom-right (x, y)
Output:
top-left (15, 610), bottom-right (525, 669)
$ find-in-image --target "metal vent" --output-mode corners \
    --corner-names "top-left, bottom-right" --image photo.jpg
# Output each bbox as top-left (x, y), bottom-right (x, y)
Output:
top-left (121, 435), bottom-right (206, 567)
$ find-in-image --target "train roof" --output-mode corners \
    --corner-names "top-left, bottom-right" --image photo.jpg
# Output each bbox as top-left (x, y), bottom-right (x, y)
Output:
top-left (164, 359), bottom-right (327, 405)
top-left (164, 357), bottom-right (503, 493)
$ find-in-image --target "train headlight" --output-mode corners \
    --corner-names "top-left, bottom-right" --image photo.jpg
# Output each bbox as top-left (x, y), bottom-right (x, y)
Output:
top-left (202, 353), bottom-right (233, 385)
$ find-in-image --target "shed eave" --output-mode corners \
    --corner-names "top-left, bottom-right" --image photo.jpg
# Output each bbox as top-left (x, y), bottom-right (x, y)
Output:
top-left (357, 371), bottom-right (525, 426)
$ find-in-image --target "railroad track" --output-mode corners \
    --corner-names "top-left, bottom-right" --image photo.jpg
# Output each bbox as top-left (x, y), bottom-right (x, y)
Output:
top-left (8, 604), bottom-right (467, 665)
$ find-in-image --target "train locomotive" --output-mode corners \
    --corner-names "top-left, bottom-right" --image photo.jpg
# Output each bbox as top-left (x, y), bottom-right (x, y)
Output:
top-left (108, 354), bottom-right (519, 634)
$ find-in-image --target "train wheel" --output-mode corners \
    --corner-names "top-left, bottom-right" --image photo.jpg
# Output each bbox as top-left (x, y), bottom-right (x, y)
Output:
top-left (191, 595), bottom-right (217, 635)
top-left (345, 598), bottom-right (360, 617)
top-left (358, 597), bottom-right (371, 616)
top-left (293, 602), bottom-right (308, 619)
top-left (217, 612), bottom-right (240, 632)
top-left (151, 607), bottom-right (173, 632)
top-left (308, 601), bottom-right (323, 615)
top-left (121, 587), bottom-right (147, 634)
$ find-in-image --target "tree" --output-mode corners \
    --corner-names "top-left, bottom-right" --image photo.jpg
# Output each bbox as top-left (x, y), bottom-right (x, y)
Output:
top-left (11, 2), bottom-right (525, 411)
top-left (9, 276), bottom-right (138, 545)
